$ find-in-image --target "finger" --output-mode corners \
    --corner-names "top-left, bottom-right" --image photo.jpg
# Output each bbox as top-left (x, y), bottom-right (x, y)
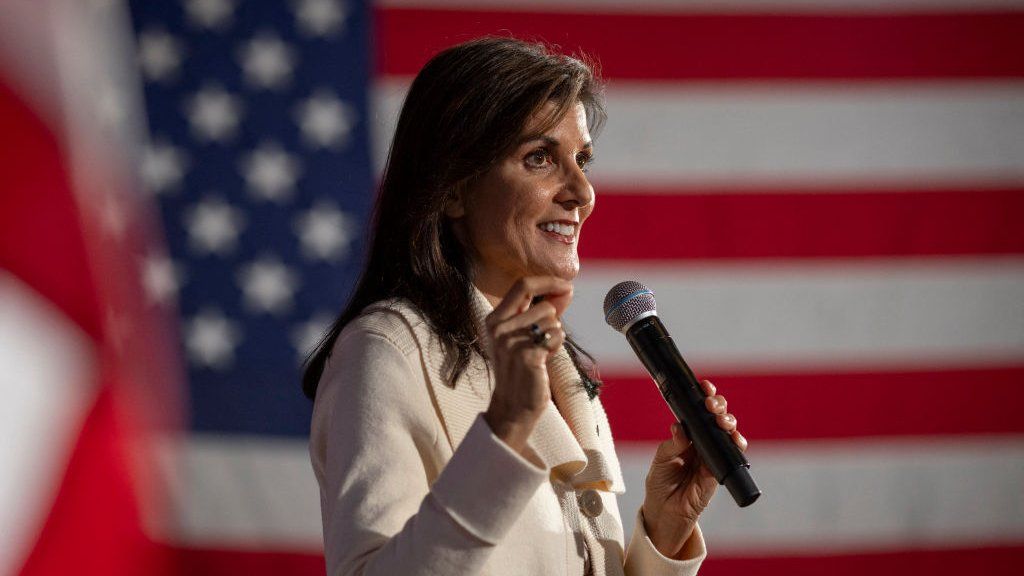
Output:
top-left (670, 421), bottom-right (691, 450)
top-left (525, 277), bottom-right (573, 318)
top-left (652, 423), bottom-right (690, 465)
top-left (529, 324), bottom-right (566, 358)
top-left (700, 379), bottom-right (717, 396)
top-left (545, 322), bottom-right (566, 352)
top-left (501, 319), bottom-right (565, 348)
top-left (492, 300), bottom-right (558, 338)
top-left (732, 429), bottom-right (749, 452)
top-left (501, 324), bottom-right (566, 363)
top-left (704, 394), bottom-right (727, 414)
top-left (716, 412), bottom-right (737, 432)
top-left (506, 334), bottom-right (560, 368)
top-left (489, 276), bottom-right (573, 322)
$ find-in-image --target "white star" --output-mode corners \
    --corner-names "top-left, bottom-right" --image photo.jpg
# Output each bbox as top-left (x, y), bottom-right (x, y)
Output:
top-left (236, 256), bottom-right (301, 316)
top-left (185, 308), bottom-right (242, 370)
top-left (289, 311), bottom-right (334, 363)
top-left (185, 0), bottom-right (235, 31)
top-left (293, 0), bottom-right (347, 38)
top-left (293, 200), bottom-right (356, 262)
top-left (183, 195), bottom-right (246, 256)
top-left (138, 28), bottom-right (184, 83)
top-left (142, 253), bottom-right (186, 306)
top-left (183, 84), bottom-right (244, 143)
top-left (238, 33), bottom-right (296, 90)
top-left (140, 139), bottom-right (190, 194)
top-left (294, 90), bottom-right (355, 149)
top-left (239, 142), bottom-right (302, 203)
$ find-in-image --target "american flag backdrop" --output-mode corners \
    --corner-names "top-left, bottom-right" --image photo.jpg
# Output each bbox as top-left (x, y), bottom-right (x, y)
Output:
top-left (4, 0), bottom-right (1024, 574)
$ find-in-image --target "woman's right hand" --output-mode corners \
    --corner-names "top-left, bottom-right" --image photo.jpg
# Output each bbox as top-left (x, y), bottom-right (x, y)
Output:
top-left (482, 276), bottom-right (573, 455)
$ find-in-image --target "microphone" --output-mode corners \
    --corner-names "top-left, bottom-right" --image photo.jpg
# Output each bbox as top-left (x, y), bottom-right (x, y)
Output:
top-left (604, 281), bottom-right (761, 508)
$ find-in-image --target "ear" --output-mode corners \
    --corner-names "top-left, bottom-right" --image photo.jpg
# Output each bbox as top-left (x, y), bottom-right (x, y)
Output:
top-left (443, 189), bottom-right (466, 218)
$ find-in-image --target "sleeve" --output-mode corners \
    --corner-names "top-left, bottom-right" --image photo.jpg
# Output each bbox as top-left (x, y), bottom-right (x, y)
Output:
top-left (624, 508), bottom-right (706, 576)
top-left (312, 328), bottom-right (549, 576)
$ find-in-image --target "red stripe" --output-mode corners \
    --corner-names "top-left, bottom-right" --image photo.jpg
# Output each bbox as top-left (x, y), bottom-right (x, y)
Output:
top-left (599, 365), bottom-right (1024, 441)
top-left (167, 544), bottom-right (1024, 575)
top-left (174, 547), bottom-right (325, 576)
top-left (375, 9), bottom-right (1024, 80)
top-left (704, 544), bottom-right (1024, 576)
top-left (578, 188), bottom-right (1024, 260)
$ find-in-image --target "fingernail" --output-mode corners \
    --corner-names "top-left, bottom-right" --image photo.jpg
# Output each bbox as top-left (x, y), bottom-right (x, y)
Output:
top-left (723, 414), bottom-right (736, 425)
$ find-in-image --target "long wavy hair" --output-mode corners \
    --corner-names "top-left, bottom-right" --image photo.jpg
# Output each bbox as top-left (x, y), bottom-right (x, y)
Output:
top-left (302, 37), bottom-right (605, 400)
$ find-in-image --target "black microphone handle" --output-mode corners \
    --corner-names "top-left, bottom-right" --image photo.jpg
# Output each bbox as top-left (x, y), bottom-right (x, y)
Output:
top-left (626, 315), bottom-right (761, 507)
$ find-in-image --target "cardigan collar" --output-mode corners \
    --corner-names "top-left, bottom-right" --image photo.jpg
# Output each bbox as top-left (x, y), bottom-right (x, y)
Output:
top-left (380, 287), bottom-right (625, 494)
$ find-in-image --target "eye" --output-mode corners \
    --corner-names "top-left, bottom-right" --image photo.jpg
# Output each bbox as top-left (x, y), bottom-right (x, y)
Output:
top-left (576, 151), bottom-right (595, 173)
top-left (525, 148), bottom-right (552, 169)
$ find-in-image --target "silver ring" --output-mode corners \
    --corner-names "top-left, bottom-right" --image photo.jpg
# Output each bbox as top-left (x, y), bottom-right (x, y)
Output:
top-left (529, 323), bottom-right (551, 347)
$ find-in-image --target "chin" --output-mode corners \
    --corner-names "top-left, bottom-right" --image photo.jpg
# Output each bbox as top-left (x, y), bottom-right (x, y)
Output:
top-left (522, 251), bottom-right (580, 281)
top-left (558, 266), bottom-right (580, 281)
top-left (541, 260), bottom-right (580, 281)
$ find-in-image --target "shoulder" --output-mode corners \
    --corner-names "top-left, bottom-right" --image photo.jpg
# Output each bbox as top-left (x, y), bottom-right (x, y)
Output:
top-left (336, 297), bottom-right (433, 359)
top-left (309, 299), bottom-right (444, 485)
top-left (314, 297), bottom-right (438, 424)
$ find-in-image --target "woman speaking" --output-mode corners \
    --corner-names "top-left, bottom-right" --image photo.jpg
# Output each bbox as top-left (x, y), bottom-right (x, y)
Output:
top-left (303, 37), bottom-right (747, 576)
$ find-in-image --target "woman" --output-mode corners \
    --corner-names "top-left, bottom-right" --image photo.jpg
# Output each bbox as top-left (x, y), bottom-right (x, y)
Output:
top-left (304, 37), bottom-right (747, 575)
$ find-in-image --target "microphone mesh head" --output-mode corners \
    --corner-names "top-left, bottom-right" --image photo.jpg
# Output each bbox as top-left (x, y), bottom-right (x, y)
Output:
top-left (603, 280), bottom-right (657, 332)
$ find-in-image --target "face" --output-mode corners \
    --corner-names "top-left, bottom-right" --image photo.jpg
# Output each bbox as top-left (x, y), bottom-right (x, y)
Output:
top-left (447, 101), bottom-right (596, 295)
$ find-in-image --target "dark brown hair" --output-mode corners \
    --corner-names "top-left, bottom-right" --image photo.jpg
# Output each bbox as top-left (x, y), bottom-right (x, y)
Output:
top-left (302, 37), bottom-right (605, 399)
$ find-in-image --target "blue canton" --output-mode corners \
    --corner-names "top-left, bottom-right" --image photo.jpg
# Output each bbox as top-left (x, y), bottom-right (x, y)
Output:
top-left (128, 0), bottom-right (372, 436)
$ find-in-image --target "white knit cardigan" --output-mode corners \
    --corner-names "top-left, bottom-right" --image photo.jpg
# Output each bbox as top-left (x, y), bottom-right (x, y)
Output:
top-left (309, 290), bottom-right (706, 575)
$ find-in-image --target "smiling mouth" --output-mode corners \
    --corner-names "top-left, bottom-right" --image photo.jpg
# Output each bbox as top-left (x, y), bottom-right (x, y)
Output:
top-left (538, 221), bottom-right (577, 244)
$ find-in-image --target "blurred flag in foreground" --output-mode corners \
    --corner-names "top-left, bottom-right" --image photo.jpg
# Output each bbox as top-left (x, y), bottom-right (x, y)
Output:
top-left (1, 1), bottom-right (181, 575)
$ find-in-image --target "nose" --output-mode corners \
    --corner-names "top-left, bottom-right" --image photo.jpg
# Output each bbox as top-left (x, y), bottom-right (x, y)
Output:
top-left (555, 161), bottom-right (594, 211)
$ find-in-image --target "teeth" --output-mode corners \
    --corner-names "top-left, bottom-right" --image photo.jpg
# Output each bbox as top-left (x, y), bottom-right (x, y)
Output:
top-left (541, 222), bottom-right (574, 237)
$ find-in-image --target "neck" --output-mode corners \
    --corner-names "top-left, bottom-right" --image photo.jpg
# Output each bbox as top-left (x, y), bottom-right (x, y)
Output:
top-left (471, 271), bottom-right (515, 309)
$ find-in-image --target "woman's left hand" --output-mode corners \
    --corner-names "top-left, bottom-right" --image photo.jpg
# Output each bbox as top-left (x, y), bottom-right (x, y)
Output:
top-left (641, 379), bottom-right (748, 560)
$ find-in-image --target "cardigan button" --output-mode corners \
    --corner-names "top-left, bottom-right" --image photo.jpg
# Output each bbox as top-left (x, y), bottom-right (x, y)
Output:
top-left (577, 489), bottom-right (604, 518)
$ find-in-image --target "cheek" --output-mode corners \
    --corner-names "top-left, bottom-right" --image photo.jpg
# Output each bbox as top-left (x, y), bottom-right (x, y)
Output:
top-left (467, 200), bottom-right (527, 253)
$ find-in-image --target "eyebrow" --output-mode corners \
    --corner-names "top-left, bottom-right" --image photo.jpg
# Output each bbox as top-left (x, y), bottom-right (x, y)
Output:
top-left (517, 134), bottom-right (593, 150)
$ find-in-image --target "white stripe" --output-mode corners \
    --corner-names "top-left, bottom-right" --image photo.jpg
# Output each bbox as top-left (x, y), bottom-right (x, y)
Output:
top-left (158, 434), bottom-right (323, 549)
top-left (160, 433), bottom-right (1024, 553)
top-left (617, 436), bottom-right (1024, 553)
top-left (564, 257), bottom-right (1024, 374)
top-left (0, 272), bottom-right (96, 575)
top-left (371, 80), bottom-right (1024, 189)
top-left (370, 79), bottom-right (406, 175)
top-left (376, 0), bottom-right (1024, 14)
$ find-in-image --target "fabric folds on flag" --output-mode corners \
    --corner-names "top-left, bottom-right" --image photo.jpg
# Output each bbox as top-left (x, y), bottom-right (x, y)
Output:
top-left (1, 2), bottom-right (181, 575)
